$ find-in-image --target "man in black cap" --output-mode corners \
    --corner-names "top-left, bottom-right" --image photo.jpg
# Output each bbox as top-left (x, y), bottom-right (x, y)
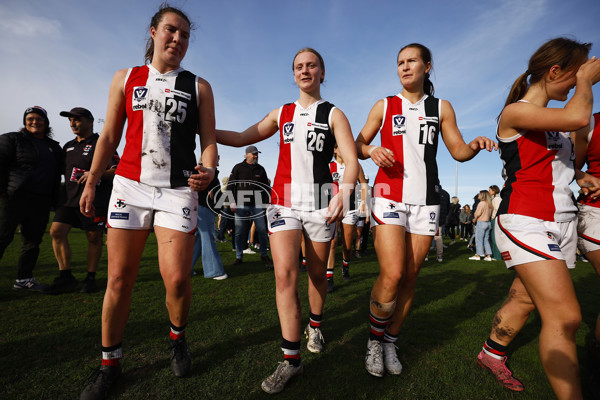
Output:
top-left (0, 106), bottom-right (62, 290)
top-left (43, 107), bottom-right (120, 294)
top-left (227, 146), bottom-right (272, 267)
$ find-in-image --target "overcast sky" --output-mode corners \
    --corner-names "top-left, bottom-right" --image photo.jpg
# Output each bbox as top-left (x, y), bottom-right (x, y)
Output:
top-left (1, 0), bottom-right (599, 205)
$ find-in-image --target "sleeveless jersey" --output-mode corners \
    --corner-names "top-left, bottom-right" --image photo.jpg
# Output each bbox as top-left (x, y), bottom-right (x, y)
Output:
top-left (578, 113), bottom-right (600, 208)
top-left (117, 65), bottom-right (199, 188)
top-left (329, 159), bottom-right (356, 210)
top-left (373, 93), bottom-right (441, 205)
top-left (497, 128), bottom-right (576, 222)
top-left (271, 100), bottom-right (337, 210)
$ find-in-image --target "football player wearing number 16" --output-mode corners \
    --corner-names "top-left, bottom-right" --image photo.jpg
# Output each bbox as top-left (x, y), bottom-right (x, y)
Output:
top-left (216, 48), bottom-right (359, 394)
top-left (356, 43), bottom-right (497, 378)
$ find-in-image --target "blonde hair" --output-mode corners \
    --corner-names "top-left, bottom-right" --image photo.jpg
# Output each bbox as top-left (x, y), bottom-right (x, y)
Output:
top-left (478, 190), bottom-right (493, 210)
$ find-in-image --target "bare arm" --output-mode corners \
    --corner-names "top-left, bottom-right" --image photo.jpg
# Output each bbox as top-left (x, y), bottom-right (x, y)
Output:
top-left (80, 69), bottom-right (128, 216)
top-left (574, 119), bottom-right (592, 170)
top-left (356, 99), bottom-right (395, 167)
top-left (215, 109), bottom-right (279, 147)
top-left (328, 108), bottom-right (359, 223)
top-left (499, 57), bottom-right (600, 137)
top-left (189, 78), bottom-right (217, 191)
top-left (440, 100), bottom-right (497, 162)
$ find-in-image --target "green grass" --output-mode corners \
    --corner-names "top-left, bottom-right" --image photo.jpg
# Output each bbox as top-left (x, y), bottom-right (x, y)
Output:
top-left (1, 226), bottom-right (599, 399)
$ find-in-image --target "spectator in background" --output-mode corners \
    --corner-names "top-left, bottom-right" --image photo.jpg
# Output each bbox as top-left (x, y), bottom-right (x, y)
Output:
top-left (438, 185), bottom-right (450, 239)
top-left (44, 107), bottom-right (119, 294)
top-left (459, 204), bottom-right (473, 240)
top-left (191, 156), bottom-right (227, 280)
top-left (469, 190), bottom-right (493, 261)
top-left (446, 196), bottom-right (461, 244)
top-left (488, 184), bottom-right (502, 260)
top-left (0, 106), bottom-right (62, 291)
top-left (468, 193), bottom-right (480, 251)
top-left (227, 146), bottom-right (272, 268)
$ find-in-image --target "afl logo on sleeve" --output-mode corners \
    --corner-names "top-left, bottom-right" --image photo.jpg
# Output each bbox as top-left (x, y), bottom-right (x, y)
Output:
top-left (283, 122), bottom-right (295, 143)
top-left (392, 115), bottom-right (406, 136)
top-left (132, 87), bottom-right (148, 111)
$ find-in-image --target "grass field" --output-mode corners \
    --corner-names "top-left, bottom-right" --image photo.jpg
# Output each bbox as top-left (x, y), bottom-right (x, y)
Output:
top-left (1, 225), bottom-right (599, 399)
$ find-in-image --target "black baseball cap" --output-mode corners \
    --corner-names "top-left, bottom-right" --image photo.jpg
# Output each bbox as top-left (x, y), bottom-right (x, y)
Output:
top-left (60, 107), bottom-right (94, 120)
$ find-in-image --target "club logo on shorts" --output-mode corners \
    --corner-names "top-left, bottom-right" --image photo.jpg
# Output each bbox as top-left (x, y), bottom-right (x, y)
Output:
top-left (132, 86), bottom-right (148, 111)
top-left (182, 207), bottom-right (191, 221)
top-left (273, 212), bottom-right (281, 220)
top-left (387, 203), bottom-right (396, 210)
top-left (429, 212), bottom-right (436, 221)
top-left (115, 199), bottom-right (126, 209)
top-left (283, 122), bottom-right (295, 143)
top-left (392, 115), bottom-right (406, 136)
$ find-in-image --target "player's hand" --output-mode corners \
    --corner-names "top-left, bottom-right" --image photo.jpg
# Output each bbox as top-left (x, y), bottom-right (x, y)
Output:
top-left (468, 136), bottom-right (497, 152)
top-left (188, 164), bottom-right (215, 192)
top-left (80, 185), bottom-right (96, 217)
top-left (577, 172), bottom-right (600, 199)
top-left (369, 146), bottom-right (395, 168)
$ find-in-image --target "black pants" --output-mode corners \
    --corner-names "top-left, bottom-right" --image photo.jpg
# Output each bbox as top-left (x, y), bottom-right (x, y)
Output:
top-left (0, 193), bottom-right (51, 279)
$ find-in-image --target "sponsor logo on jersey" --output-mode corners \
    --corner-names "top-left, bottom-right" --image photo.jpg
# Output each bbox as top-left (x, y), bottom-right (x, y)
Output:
top-left (546, 131), bottom-right (563, 150)
top-left (283, 122), bottom-right (295, 143)
top-left (155, 77), bottom-right (167, 82)
top-left (409, 107), bottom-right (418, 111)
top-left (115, 199), bottom-right (126, 209)
top-left (132, 86), bottom-right (148, 111)
top-left (548, 243), bottom-right (560, 252)
top-left (172, 89), bottom-right (192, 101)
top-left (392, 114), bottom-right (406, 136)
top-left (300, 112), bottom-right (309, 116)
top-left (421, 116), bottom-right (439, 123)
top-left (383, 212), bottom-right (399, 218)
top-left (110, 212), bottom-right (129, 220)
top-left (66, 147), bottom-right (74, 152)
top-left (309, 122), bottom-right (328, 130)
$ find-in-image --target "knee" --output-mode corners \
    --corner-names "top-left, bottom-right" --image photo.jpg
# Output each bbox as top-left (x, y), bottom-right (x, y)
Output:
top-left (49, 226), bottom-right (66, 241)
top-left (164, 272), bottom-right (190, 295)
top-left (106, 273), bottom-right (134, 295)
top-left (380, 270), bottom-right (403, 288)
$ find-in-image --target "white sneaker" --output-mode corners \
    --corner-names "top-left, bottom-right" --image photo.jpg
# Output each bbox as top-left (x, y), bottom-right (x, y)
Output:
top-left (212, 274), bottom-right (228, 280)
top-left (382, 342), bottom-right (403, 375)
top-left (243, 248), bottom-right (256, 254)
top-left (484, 256), bottom-right (492, 261)
top-left (304, 324), bottom-right (325, 353)
top-left (468, 255), bottom-right (481, 261)
top-left (365, 339), bottom-right (384, 377)
top-left (437, 257), bottom-right (443, 262)
top-left (261, 360), bottom-right (303, 394)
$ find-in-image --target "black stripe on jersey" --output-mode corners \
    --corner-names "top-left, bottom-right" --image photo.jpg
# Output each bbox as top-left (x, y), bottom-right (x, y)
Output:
top-left (170, 70), bottom-right (199, 187)
top-left (424, 96), bottom-right (441, 205)
top-left (497, 140), bottom-right (521, 216)
top-left (312, 102), bottom-right (336, 209)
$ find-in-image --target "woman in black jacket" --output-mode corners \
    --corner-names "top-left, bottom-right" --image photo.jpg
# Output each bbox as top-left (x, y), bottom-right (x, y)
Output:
top-left (0, 106), bottom-right (62, 291)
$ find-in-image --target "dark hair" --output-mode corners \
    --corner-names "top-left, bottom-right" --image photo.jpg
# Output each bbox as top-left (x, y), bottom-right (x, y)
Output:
top-left (144, 3), bottom-right (193, 65)
top-left (398, 43), bottom-right (434, 96)
top-left (489, 185), bottom-right (500, 194)
top-left (498, 37), bottom-right (591, 120)
top-left (292, 48), bottom-right (325, 83)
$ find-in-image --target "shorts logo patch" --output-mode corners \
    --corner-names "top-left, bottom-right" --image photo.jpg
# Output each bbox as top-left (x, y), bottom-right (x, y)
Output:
top-left (383, 212), bottom-right (399, 219)
top-left (429, 212), bottom-right (436, 221)
top-left (272, 212), bottom-right (281, 220)
top-left (387, 203), bottom-right (396, 210)
top-left (110, 212), bottom-right (129, 220)
top-left (182, 207), bottom-right (191, 221)
top-left (501, 251), bottom-right (512, 261)
top-left (115, 199), bottom-right (126, 209)
top-left (548, 244), bottom-right (560, 252)
top-left (271, 220), bottom-right (286, 228)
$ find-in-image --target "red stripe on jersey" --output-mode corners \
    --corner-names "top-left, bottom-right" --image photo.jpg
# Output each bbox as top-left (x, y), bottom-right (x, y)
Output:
top-left (375, 96), bottom-right (405, 202)
top-left (507, 133), bottom-right (557, 221)
top-left (497, 216), bottom-right (557, 260)
top-left (117, 66), bottom-right (149, 182)
top-left (272, 103), bottom-right (296, 207)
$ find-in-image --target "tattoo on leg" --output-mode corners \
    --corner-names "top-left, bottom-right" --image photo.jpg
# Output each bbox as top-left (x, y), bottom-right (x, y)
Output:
top-left (492, 314), bottom-right (514, 339)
